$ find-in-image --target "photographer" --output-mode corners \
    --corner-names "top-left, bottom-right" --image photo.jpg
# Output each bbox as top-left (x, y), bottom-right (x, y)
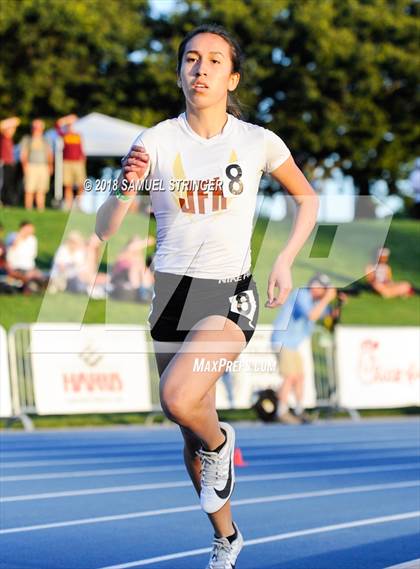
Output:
top-left (271, 273), bottom-right (344, 424)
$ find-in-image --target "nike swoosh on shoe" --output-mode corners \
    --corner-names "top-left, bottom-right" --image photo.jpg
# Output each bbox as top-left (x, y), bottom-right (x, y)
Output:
top-left (214, 460), bottom-right (233, 499)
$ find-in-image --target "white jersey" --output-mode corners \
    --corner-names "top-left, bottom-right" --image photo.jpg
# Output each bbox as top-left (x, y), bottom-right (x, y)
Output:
top-left (131, 112), bottom-right (291, 279)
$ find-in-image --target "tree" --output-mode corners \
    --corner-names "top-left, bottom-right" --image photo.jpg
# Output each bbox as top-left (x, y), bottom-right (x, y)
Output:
top-left (156, 0), bottom-right (419, 196)
top-left (0, 0), bottom-right (151, 128)
top-left (1, 0), bottom-right (418, 200)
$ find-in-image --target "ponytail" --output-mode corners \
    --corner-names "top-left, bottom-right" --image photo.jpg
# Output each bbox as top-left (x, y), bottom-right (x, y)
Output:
top-left (227, 92), bottom-right (244, 119)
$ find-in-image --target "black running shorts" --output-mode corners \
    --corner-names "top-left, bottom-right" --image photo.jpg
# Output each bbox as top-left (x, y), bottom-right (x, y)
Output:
top-left (149, 271), bottom-right (259, 345)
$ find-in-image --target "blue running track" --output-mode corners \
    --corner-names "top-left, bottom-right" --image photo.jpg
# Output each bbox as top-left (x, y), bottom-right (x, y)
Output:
top-left (1, 418), bottom-right (419, 568)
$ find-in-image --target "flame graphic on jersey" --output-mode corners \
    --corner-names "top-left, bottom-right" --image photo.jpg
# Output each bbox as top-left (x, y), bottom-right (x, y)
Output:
top-left (171, 150), bottom-right (238, 215)
top-left (172, 152), bottom-right (188, 207)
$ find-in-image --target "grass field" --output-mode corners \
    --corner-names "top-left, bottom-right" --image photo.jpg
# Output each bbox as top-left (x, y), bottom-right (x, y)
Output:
top-left (0, 206), bottom-right (418, 429)
top-left (0, 206), bottom-right (419, 331)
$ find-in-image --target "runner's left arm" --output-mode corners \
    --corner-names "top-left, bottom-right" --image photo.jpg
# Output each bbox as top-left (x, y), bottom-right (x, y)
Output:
top-left (266, 156), bottom-right (319, 308)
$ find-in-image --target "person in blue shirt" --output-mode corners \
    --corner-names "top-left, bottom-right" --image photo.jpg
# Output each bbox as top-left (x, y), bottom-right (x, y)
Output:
top-left (271, 273), bottom-right (339, 424)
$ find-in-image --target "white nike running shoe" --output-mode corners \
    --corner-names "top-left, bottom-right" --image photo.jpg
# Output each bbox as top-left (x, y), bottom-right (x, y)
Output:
top-left (196, 421), bottom-right (236, 514)
top-left (205, 522), bottom-right (244, 569)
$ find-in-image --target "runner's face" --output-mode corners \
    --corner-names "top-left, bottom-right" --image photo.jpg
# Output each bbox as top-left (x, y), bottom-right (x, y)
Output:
top-left (179, 33), bottom-right (239, 111)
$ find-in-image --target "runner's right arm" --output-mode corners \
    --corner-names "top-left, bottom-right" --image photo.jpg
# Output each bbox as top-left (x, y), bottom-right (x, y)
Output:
top-left (95, 145), bottom-right (149, 241)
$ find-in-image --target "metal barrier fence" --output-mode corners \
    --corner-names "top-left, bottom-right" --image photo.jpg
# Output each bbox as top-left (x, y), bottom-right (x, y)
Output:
top-left (7, 324), bottom-right (36, 429)
top-left (6, 323), bottom-right (164, 429)
top-left (312, 325), bottom-right (336, 406)
top-left (5, 323), bottom-right (341, 430)
top-left (312, 324), bottom-right (360, 420)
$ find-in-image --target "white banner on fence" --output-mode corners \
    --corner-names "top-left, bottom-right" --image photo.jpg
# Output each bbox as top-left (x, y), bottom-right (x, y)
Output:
top-left (30, 324), bottom-right (152, 415)
top-left (335, 325), bottom-right (420, 409)
top-left (0, 325), bottom-right (13, 418)
top-left (215, 325), bottom-right (317, 409)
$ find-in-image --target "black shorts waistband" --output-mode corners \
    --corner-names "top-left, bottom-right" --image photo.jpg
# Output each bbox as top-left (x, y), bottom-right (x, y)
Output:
top-left (154, 270), bottom-right (252, 287)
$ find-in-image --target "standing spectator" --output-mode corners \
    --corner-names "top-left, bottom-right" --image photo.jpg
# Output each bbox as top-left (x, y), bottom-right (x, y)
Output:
top-left (0, 116), bottom-right (20, 206)
top-left (6, 220), bottom-right (46, 291)
top-left (55, 114), bottom-right (86, 210)
top-left (271, 273), bottom-right (341, 424)
top-left (20, 119), bottom-right (53, 211)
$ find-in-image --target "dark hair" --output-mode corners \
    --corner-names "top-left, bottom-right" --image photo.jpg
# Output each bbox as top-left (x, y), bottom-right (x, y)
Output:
top-left (19, 220), bottom-right (32, 228)
top-left (176, 24), bottom-right (244, 119)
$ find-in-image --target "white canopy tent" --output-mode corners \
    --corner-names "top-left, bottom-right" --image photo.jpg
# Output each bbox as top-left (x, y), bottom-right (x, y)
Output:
top-left (50, 112), bottom-right (146, 202)
top-left (70, 112), bottom-right (146, 157)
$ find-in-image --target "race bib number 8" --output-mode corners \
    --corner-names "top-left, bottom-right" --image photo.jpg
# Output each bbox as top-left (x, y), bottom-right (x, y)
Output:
top-left (222, 163), bottom-right (244, 197)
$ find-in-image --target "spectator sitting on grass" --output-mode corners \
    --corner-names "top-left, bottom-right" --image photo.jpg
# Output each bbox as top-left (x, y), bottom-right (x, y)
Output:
top-left (5, 220), bottom-right (46, 292)
top-left (49, 230), bottom-right (88, 293)
top-left (50, 232), bottom-right (108, 296)
top-left (0, 222), bottom-right (20, 294)
top-left (365, 247), bottom-right (419, 299)
top-left (110, 235), bottom-right (155, 300)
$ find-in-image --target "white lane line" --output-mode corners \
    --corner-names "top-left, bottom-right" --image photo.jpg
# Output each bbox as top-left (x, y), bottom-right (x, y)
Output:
top-left (1, 465), bottom-right (186, 481)
top-left (1, 481), bottom-right (418, 535)
top-left (1, 481), bottom-right (192, 502)
top-left (2, 463), bottom-right (419, 502)
top-left (96, 511), bottom-right (420, 569)
top-left (383, 560), bottom-right (420, 569)
top-left (1, 437), bottom-right (418, 458)
top-left (2, 459), bottom-right (419, 483)
top-left (1, 448), bottom-right (418, 469)
top-left (0, 456), bottom-right (176, 468)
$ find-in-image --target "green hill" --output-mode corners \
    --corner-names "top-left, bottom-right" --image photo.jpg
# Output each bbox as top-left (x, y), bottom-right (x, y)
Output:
top-left (0, 206), bottom-right (419, 331)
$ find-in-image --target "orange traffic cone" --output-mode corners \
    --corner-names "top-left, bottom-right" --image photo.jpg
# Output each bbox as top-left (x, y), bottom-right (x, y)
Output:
top-left (234, 447), bottom-right (248, 467)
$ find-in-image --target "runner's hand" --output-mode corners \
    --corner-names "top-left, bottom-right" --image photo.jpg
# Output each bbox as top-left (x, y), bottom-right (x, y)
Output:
top-left (266, 258), bottom-right (293, 308)
top-left (122, 145), bottom-right (150, 184)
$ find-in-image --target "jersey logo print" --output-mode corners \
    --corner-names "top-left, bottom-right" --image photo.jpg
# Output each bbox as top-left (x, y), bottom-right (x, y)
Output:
top-left (170, 151), bottom-right (245, 214)
top-left (171, 152), bottom-right (227, 215)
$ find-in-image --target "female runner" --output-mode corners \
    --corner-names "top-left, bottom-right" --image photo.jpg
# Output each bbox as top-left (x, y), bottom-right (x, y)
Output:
top-left (96, 23), bottom-right (319, 569)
